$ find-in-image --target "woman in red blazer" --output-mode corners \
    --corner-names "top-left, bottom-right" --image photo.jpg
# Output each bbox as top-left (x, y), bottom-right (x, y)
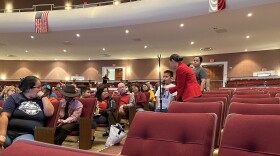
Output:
top-left (166, 54), bottom-right (201, 101)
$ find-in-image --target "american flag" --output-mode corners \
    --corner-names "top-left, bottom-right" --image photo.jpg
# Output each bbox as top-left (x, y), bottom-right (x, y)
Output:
top-left (35, 11), bottom-right (49, 33)
top-left (209, 0), bottom-right (226, 13)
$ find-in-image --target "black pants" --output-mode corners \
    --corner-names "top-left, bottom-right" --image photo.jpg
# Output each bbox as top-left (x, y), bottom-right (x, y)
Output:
top-left (54, 122), bottom-right (79, 145)
top-left (92, 114), bottom-right (108, 129)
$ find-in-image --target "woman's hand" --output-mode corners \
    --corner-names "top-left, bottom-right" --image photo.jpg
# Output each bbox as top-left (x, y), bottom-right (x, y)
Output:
top-left (0, 135), bottom-right (6, 147)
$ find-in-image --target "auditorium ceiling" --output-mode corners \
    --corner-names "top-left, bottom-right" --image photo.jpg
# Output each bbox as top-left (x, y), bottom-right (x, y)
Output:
top-left (0, 0), bottom-right (279, 60)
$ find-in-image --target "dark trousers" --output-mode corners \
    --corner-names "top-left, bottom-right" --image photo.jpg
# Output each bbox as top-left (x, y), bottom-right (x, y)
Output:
top-left (92, 113), bottom-right (109, 129)
top-left (54, 123), bottom-right (79, 145)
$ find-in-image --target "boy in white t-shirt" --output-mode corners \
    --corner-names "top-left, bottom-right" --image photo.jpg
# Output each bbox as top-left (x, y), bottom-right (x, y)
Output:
top-left (155, 70), bottom-right (177, 112)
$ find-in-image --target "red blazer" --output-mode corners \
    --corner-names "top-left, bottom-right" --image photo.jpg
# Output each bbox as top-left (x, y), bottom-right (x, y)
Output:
top-left (169, 62), bottom-right (201, 101)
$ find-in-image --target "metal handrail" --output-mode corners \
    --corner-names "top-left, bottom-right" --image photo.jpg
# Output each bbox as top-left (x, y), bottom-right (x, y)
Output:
top-left (0, 0), bottom-right (140, 13)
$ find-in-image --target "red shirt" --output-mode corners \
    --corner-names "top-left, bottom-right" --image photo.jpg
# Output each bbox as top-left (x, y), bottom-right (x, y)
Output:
top-left (98, 100), bottom-right (108, 110)
top-left (169, 62), bottom-right (201, 101)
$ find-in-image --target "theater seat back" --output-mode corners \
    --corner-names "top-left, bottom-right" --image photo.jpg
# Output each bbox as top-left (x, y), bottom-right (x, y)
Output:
top-left (121, 112), bottom-right (217, 156)
top-left (219, 114), bottom-right (280, 156)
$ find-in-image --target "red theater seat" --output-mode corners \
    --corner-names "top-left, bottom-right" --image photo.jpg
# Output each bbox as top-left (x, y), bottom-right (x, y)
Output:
top-left (0, 139), bottom-right (114, 156)
top-left (69, 98), bottom-right (96, 150)
top-left (232, 94), bottom-right (271, 98)
top-left (228, 102), bottom-right (280, 115)
top-left (218, 114), bottom-right (280, 156)
top-left (121, 112), bottom-right (217, 156)
top-left (35, 101), bottom-right (61, 144)
top-left (168, 101), bottom-right (223, 148)
top-left (230, 97), bottom-right (280, 104)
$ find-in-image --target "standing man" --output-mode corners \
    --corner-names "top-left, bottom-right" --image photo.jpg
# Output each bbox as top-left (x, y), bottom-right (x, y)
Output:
top-left (193, 56), bottom-right (208, 92)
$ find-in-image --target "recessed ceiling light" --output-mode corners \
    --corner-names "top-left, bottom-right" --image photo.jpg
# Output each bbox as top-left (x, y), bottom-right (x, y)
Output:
top-left (63, 49), bottom-right (67, 52)
top-left (25, 50), bottom-right (28, 53)
top-left (114, 0), bottom-right (120, 5)
top-left (247, 13), bottom-right (253, 17)
top-left (76, 34), bottom-right (80, 37)
top-left (125, 30), bottom-right (129, 34)
top-left (144, 45), bottom-right (148, 49)
top-left (190, 41), bottom-right (195, 45)
top-left (30, 35), bottom-right (34, 39)
top-left (246, 35), bottom-right (250, 39)
top-left (180, 23), bottom-right (184, 28)
top-left (245, 49), bottom-right (248, 52)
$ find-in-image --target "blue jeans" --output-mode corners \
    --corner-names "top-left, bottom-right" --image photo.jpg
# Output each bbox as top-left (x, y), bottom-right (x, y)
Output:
top-left (155, 109), bottom-right (168, 113)
top-left (4, 134), bottom-right (34, 148)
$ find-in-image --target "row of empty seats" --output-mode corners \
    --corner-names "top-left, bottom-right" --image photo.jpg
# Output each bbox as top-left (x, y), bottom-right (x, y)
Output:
top-left (2, 112), bottom-right (280, 156)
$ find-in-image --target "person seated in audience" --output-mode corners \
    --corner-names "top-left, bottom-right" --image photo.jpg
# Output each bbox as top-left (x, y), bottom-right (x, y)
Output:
top-left (80, 87), bottom-right (91, 98)
top-left (0, 76), bottom-right (54, 148)
top-left (187, 63), bottom-right (195, 70)
top-left (42, 84), bottom-right (58, 103)
top-left (131, 84), bottom-right (146, 112)
top-left (118, 83), bottom-right (135, 118)
top-left (0, 86), bottom-right (16, 101)
top-left (155, 70), bottom-right (177, 112)
top-left (54, 85), bottom-right (83, 145)
top-left (53, 86), bottom-right (63, 98)
top-left (142, 83), bottom-right (156, 110)
top-left (93, 86), bottom-right (116, 136)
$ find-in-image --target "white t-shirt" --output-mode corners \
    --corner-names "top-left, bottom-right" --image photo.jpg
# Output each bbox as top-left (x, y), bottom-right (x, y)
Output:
top-left (155, 84), bottom-right (177, 109)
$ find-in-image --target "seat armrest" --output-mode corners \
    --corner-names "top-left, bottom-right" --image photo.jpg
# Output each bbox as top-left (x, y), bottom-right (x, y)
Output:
top-left (128, 107), bottom-right (136, 126)
top-left (34, 127), bottom-right (55, 144)
top-left (79, 117), bottom-right (92, 150)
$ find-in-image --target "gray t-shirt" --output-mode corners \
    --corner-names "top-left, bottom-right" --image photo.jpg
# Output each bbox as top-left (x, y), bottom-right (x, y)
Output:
top-left (193, 67), bottom-right (208, 85)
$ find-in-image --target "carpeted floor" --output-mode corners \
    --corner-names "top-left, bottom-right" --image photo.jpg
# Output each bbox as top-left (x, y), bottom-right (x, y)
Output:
top-left (62, 127), bottom-right (109, 152)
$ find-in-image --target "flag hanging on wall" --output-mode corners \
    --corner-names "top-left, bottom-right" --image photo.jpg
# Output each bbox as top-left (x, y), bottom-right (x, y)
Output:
top-left (209, 0), bottom-right (226, 13)
top-left (35, 11), bottom-right (49, 33)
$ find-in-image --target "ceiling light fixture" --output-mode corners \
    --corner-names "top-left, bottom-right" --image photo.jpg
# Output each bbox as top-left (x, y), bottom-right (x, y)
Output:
top-left (144, 45), bottom-right (148, 49)
top-left (30, 35), bottom-right (34, 39)
top-left (246, 35), bottom-right (250, 39)
top-left (76, 34), bottom-right (80, 37)
top-left (25, 50), bottom-right (28, 53)
top-left (180, 23), bottom-right (184, 28)
top-left (65, 2), bottom-right (72, 10)
top-left (5, 3), bottom-right (13, 13)
top-left (63, 49), bottom-right (67, 52)
top-left (114, 0), bottom-right (120, 5)
top-left (190, 41), bottom-right (195, 45)
top-left (102, 48), bottom-right (106, 51)
top-left (247, 13), bottom-right (253, 17)
top-left (125, 30), bottom-right (129, 34)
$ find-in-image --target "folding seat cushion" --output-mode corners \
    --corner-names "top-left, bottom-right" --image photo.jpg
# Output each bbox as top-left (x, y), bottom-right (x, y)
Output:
top-left (168, 101), bottom-right (223, 148)
top-left (232, 94), bottom-right (270, 98)
top-left (121, 112), bottom-right (217, 156)
top-left (0, 139), bottom-right (114, 156)
top-left (228, 102), bottom-right (280, 115)
top-left (218, 114), bottom-right (280, 156)
top-left (276, 93), bottom-right (280, 97)
top-left (230, 98), bottom-right (280, 104)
